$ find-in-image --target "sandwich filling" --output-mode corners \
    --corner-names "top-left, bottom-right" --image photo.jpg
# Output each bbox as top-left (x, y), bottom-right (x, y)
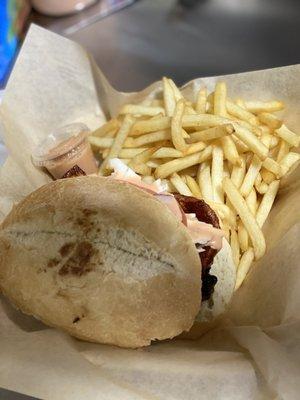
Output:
top-left (108, 159), bottom-right (224, 300)
top-left (62, 160), bottom-right (224, 300)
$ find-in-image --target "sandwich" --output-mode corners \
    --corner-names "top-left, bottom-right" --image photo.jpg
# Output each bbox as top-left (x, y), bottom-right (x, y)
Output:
top-left (0, 159), bottom-right (235, 348)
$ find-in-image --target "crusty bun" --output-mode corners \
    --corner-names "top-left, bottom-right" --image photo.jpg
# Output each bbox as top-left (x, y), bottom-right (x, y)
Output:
top-left (0, 176), bottom-right (201, 348)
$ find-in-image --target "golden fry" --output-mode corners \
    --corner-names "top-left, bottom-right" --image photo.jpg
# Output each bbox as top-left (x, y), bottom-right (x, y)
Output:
top-left (280, 152), bottom-right (300, 176)
top-left (211, 145), bottom-right (224, 203)
top-left (171, 99), bottom-right (187, 151)
top-left (238, 220), bottom-right (249, 253)
top-left (152, 147), bottom-right (183, 158)
top-left (235, 248), bottom-right (255, 290)
top-left (129, 147), bottom-right (157, 168)
top-left (270, 135), bottom-right (279, 149)
top-left (214, 81), bottom-right (227, 117)
top-left (244, 100), bottom-right (284, 113)
top-left (91, 119), bottom-right (120, 137)
top-left (182, 114), bottom-right (229, 129)
top-left (227, 100), bottom-right (258, 125)
top-left (240, 155), bottom-right (262, 197)
top-left (188, 124), bottom-right (233, 143)
top-left (262, 157), bottom-right (282, 177)
top-left (255, 180), bottom-right (269, 194)
top-left (99, 115), bottom-right (135, 174)
top-left (231, 155), bottom-right (246, 188)
top-left (260, 168), bottom-right (275, 184)
top-left (197, 161), bottom-right (213, 202)
top-left (170, 173), bottom-right (193, 196)
top-left (276, 139), bottom-right (290, 162)
top-left (89, 136), bottom-right (114, 149)
top-left (245, 188), bottom-right (257, 215)
top-left (220, 135), bottom-right (241, 166)
top-left (131, 117), bottom-right (171, 136)
top-left (185, 175), bottom-right (202, 199)
top-left (258, 112), bottom-right (282, 129)
top-left (275, 124), bottom-right (300, 147)
top-left (168, 78), bottom-right (184, 101)
top-left (155, 146), bottom-right (212, 179)
top-left (256, 180), bottom-right (279, 227)
top-left (132, 130), bottom-right (170, 147)
top-left (163, 77), bottom-right (176, 116)
top-left (223, 177), bottom-right (266, 259)
top-left (196, 87), bottom-right (207, 114)
top-left (119, 104), bottom-right (165, 116)
top-left (230, 229), bottom-right (240, 268)
top-left (184, 141), bottom-right (206, 155)
top-left (233, 123), bottom-right (268, 160)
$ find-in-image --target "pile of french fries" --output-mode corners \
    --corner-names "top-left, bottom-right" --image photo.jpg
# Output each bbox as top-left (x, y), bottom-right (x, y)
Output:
top-left (88, 78), bottom-right (300, 290)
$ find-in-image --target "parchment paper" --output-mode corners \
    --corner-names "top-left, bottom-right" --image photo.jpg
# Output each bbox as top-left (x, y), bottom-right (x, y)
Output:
top-left (0, 25), bottom-right (299, 400)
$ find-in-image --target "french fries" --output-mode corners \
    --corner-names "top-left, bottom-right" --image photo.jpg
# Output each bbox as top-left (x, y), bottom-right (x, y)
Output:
top-left (231, 155), bottom-right (246, 188)
top-left (170, 173), bottom-right (193, 196)
top-left (261, 168), bottom-right (275, 184)
top-left (220, 135), bottom-right (241, 166)
top-left (227, 100), bottom-right (258, 125)
top-left (223, 177), bottom-right (266, 259)
top-left (168, 78), bottom-right (184, 102)
top-left (262, 157), bottom-right (282, 177)
top-left (132, 130), bottom-right (170, 147)
top-left (258, 112), bottom-right (282, 129)
top-left (163, 77), bottom-right (176, 116)
top-left (119, 104), bottom-right (165, 116)
top-left (245, 188), bottom-right (257, 215)
top-left (185, 175), bottom-right (202, 199)
top-left (185, 142), bottom-right (206, 155)
top-left (155, 146), bottom-right (212, 179)
top-left (256, 180), bottom-right (279, 228)
top-left (131, 117), bottom-right (171, 136)
top-left (197, 161), bottom-right (213, 202)
top-left (196, 87), bottom-right (207, 114)
top-left (182, 114), bottom-right (229, 129)
top-left (152, 147), bottom-right (183, 158)
top-left (275, 124), bottom-right (300, 148)
top-left (240, 155), bottom-right (262, 197)
top-left (188, 124), bottom-right (233, 143)
top-left (171, 100), bottom-right (187, 151)
top-left (244, 100), bottom-right (284, 113)
top-left (233, 123), bottom-right (269, 160)
top-left (235, 248), bottom-right (255, 290)
top-left (276, 139), bottom-right (290, 163)
top-left (91, 118), bottom-right (120, 137)
top-left (279, 152), bottom-right (300, 176)
top-left (99, 115), bottom-right (135, 174)
top-left (214, 82), bottom-right (227, 117)
top-left (238, 220), bottom-right (249, 253)
top-left (211, 145), bottom-right (224, 203)
top-left (91, 78), bottom-right (299, 289)
top-left (230, 228), bottom-right (240, 267)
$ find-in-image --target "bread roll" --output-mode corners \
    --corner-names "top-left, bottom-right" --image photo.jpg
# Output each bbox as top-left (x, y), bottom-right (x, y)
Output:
top-left (0, 176), bottom-right (201, 348)
top-left (180, 238), bottom-right (236, 339)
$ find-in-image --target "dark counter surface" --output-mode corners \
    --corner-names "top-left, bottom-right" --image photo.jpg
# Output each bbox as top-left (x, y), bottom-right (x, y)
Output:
top-left (69, 0), bottom-right (300, 91)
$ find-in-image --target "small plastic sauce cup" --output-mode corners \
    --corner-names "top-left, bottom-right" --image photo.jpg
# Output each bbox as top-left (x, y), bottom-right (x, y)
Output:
top-left (32, 123), bottom-right (98, 179)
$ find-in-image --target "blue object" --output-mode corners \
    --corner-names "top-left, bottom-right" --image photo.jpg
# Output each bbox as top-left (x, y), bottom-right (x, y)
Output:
top-left (0, 0), bottom-right (18, 87)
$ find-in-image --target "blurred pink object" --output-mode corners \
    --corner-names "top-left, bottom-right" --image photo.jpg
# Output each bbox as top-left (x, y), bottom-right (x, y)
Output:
top-left (31, 0), bottom-right (98, 16)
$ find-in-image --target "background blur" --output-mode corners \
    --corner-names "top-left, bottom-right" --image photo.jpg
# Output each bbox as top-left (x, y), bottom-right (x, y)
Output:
top-left (1, 0), bottom-right (300, 91)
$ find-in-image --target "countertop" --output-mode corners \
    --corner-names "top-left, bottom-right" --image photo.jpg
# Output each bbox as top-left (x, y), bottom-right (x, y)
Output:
top-left (68, 0), bottom-right (300, 91)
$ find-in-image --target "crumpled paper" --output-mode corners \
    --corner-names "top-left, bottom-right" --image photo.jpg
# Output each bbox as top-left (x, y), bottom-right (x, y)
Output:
top-left (0, 25), bottom-right (299, 400)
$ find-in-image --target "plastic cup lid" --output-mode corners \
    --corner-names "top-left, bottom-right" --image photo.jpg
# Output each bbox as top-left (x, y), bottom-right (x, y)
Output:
top-left (32, 122), bottom-right (90, 166)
